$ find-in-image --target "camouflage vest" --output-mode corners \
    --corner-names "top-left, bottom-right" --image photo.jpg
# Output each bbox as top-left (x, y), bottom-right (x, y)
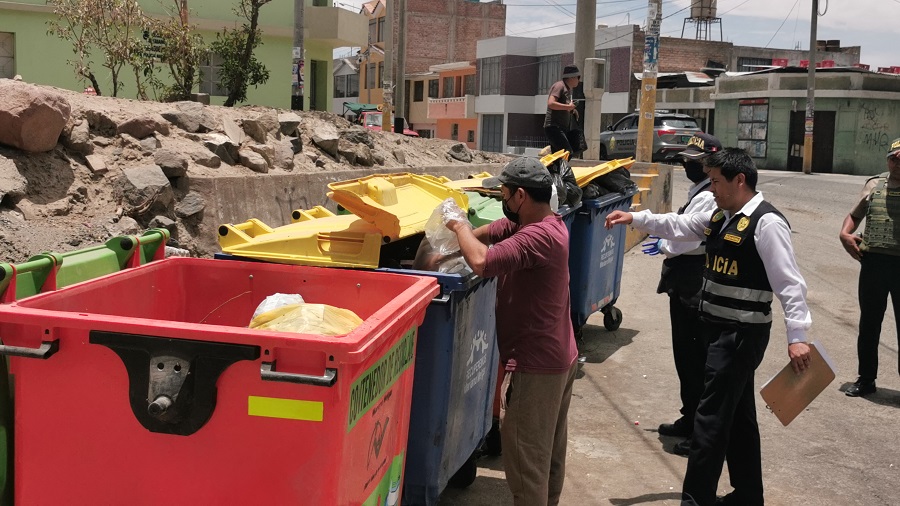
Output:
top-left (862, 173), bottom-right (900, 256)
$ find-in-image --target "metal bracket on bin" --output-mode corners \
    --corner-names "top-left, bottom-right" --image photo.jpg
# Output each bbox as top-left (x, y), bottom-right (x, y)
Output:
top-left (0, 339), bottom-right (59, 359)
top-left (261, 361), bottom-right (337, 387)
top-left (90, 331), bottom-right (260, 436)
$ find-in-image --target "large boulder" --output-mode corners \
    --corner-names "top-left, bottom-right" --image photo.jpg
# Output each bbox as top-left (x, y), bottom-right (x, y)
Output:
top-left (117, 114), bottom-right (170, 139)
top-left (62, 119), bottom-right (93, 155)
top-left (175, 191), bottom-right (206, 218)
top-left (340, 128), bottom-right (375, 149)
top-left (0, 80), bottom-right (71, 153)
top-left (203, 133), bottom-right (239, 165)
top-left (0, 155), bottom-right (27, 204)
top-left (448, 143), bottom-right (473, 163)
top-left (242, 112), bottom-right (279, 143)
top-left (154, 149), bottom-right (189, 178)
top-left (312, 124), bottom-right (340, 158)
top-left (338, 139), bottom-right (374, 167)
top-left (238, 147), bottom-right (269, 173)
top-left (161, 101), bottom-right (207, 133)
top-left (120, 164), bottom-right (175, 217)
top-left (277, 112), bottom-right (302, 136)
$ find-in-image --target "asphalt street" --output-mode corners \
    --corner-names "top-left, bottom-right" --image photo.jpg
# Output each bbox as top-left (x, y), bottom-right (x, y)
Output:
top-left (439, 168), bottom-right (900, 506)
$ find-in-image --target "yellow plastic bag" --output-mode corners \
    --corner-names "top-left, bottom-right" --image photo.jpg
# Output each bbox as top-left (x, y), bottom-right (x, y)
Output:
top-left (249, 303), bottom-right (364, 336)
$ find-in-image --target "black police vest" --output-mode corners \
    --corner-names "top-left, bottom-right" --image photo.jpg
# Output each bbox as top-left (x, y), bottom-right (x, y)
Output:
top-left (656, 181), bottom-right (712, 299)
top-left (699, 201), bottom-right (786, 328)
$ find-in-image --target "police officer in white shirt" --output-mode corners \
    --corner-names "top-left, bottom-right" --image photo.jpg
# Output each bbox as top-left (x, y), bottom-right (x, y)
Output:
top-left (645, 133), bottom-right (721, 458)
top-left (605, 148), bottom-right (812, 506)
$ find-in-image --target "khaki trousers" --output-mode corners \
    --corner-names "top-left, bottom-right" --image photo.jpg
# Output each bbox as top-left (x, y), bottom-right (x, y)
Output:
top-left (500, 362), bottom-right (577, 506)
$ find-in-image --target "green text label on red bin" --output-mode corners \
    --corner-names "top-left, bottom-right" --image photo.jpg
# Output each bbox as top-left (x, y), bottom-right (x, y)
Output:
top-left (348, 328), bottom-right (416, 431)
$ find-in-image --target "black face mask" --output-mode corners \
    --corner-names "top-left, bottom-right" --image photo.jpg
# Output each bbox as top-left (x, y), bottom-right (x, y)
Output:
top-left (683, 159), bottom-right (706, 184)
top-left (502, 195), bottom-right (522, 224)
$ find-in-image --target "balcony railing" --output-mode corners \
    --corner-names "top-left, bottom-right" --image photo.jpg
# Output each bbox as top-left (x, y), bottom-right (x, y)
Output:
top-left (427, 96), bottom-right (475, 120)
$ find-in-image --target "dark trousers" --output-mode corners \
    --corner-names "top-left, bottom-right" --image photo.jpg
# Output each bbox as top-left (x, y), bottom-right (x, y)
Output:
top-left (669, 295), bottom-right (709, 425)
top-left (544, 125), bottom-right (573, 154)
top-left (682, 324), bottom-right (770, 506)
top-left (857, 252), bottom-right (900, 381)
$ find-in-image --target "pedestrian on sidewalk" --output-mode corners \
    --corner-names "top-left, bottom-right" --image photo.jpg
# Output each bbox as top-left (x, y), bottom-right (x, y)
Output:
top-left (838, 137), bottom-right (900, 397)
top-left (644, 133), bottom-right (721, 457)
top-left (445, 157), bottom-right (578, 506)
top-left (605, 148), bottom-right (813, 506)
top-left (544, 65), bottom-right (580, 155)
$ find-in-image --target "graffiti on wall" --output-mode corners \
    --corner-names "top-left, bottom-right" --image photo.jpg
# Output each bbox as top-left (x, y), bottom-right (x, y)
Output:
top-left (859, 102), bottom-right (892, 153)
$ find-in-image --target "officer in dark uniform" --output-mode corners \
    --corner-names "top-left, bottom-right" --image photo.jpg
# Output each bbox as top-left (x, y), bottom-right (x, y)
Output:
top-left (839, 137), bottom-right (900, 397)
top-left (605, 148), bottom-right (813, 506)
top-left (646, 134), bottom-right (721, 457)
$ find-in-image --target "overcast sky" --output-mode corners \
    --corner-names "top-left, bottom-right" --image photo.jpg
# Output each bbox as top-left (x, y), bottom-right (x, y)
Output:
top-left (335, 0), bottom-right (899, 70)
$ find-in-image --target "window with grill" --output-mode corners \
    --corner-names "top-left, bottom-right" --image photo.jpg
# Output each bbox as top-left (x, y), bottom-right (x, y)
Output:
top-left (451, 123), bottom-right (459, 141)
top-left (480, 57), bottom-right (500, 95)
top-left (377, 17), bottom-right (385, 43)
top-left (414, 81), bottom-right (424, 102)
top-left (334, 75), bottom-right (346, 98)
top-left (198, 52), bottom-right (227, 96)
top-left (0, 33), bottom-right (14, 79)
top-left (538, 55), bottom-right (561, 95)
top-left (442, 77), bottom-right (454, 98)
top-left (368, 20), bottom-right (377, 43)
top-left (377, 62), bottom-right (384, 87)
top-left (737, 99), bottom-right (768, 158)
top-left (464, 74), bottom-right (475, 96)
top-left (467, 130), bottom-right (475, 143)
top-left (348, 73), bottom-right (359, 97)
top-left (428, 79), bottom-right (439, 98)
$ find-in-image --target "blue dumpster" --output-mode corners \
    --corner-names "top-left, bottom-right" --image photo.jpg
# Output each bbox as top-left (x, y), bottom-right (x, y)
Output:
top-left (568, 190), bottom-right (637, 333)
top-left (375, 270), bottom-right (499, 506)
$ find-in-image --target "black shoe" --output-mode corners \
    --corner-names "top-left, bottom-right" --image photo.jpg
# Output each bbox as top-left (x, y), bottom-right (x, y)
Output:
top-left (845, 378), bottom-right (876, 397)
top-left (658, 417), bottom-right (692, 438)
top-left (672, 438), bottom-right (691, 456)
top-left (715, 492), bottom-right (763, 505)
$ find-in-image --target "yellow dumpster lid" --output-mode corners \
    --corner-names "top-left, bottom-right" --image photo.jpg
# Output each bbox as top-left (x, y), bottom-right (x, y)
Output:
top-left (327, 173), bottom-right (468, 242)
top-left (540, 149), bottom-right (570, 166)
top-left (218, 207), bottom-right (384, 268)
top-left (442, 172), bottom-right (495, 190)
top-left (572, 158), bottom-right (636, 188)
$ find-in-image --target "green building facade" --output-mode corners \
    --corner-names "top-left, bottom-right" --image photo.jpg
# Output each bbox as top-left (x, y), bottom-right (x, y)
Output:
top-left (0, 0), bottom-right (366, 111)
top-left (714, 71), bottom-right (900, 175)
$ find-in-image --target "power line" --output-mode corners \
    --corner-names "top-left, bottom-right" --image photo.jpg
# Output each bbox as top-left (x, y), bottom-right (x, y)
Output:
top-left (720, 0), bottom-right (754, 16)
top-left (506, 0), bottom-right (678, 36)
top-left (764, 0), bottom-right (800, 48)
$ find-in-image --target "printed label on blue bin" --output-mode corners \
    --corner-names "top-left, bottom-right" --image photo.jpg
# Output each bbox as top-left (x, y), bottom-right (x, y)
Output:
top-left (599, 234), bottom-right (617, 269)
top-left (348, 328), bottom-right (416, 431)
top-left (464, 329), bottom-right (490, 394)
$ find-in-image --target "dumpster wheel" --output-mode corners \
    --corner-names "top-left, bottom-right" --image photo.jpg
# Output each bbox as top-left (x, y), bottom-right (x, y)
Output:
top-left (447, 452), bottom-right (478, 489)
top-left (603, 306), bottom-right (623, 331)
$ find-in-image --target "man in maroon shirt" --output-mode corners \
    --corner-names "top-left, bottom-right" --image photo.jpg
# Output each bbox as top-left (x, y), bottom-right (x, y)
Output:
top-left (446, 157), bottom-right (578, 506)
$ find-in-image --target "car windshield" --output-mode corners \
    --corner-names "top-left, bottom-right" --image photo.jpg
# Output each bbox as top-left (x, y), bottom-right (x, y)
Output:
top-left (365, 112), bottom-right (383, 128)
top-left (656, 118), bottom-right (699, 129)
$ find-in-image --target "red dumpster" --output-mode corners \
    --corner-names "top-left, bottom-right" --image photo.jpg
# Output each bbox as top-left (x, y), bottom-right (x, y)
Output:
top-left (0, 258), bottom-right (437, 505)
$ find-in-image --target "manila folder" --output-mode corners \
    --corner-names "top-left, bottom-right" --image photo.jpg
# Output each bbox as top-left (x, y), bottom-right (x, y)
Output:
top-left (759, 342), bottom-right (836, 426)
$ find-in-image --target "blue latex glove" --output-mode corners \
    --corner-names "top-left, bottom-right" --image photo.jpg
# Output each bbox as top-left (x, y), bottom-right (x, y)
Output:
top-left (641, 236), bottom-right (661, 256)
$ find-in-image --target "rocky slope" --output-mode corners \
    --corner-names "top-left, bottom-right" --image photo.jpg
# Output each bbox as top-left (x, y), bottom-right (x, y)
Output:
top-left (0, 79), bottom-right (509, 264)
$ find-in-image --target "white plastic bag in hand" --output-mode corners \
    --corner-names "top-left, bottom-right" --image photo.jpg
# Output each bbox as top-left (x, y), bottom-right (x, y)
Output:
top-left (424, 198), bottom-right (471, 256)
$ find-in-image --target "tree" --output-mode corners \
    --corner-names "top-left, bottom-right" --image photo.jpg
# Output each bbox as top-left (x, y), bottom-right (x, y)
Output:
top-left (48, 0), bottom-right (152, 98)
top-left (147, 0), bottom-right (207, 101)
top-left (210, 0), bottom-right (272, 107)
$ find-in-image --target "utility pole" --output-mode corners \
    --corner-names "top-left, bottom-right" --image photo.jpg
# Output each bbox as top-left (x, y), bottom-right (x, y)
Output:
top-left (635, 0), bottom-right (662, 163)
top-left (802, 0), bottom-right (818, 174)
top-left (381, 0), bottom-right (393, 133)
top-left (394, 0), bottom-right (407, 131)
top-left (574, 0), bottom-right (596, 158)
top-left (292, 0), bottom-right (304, 110)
